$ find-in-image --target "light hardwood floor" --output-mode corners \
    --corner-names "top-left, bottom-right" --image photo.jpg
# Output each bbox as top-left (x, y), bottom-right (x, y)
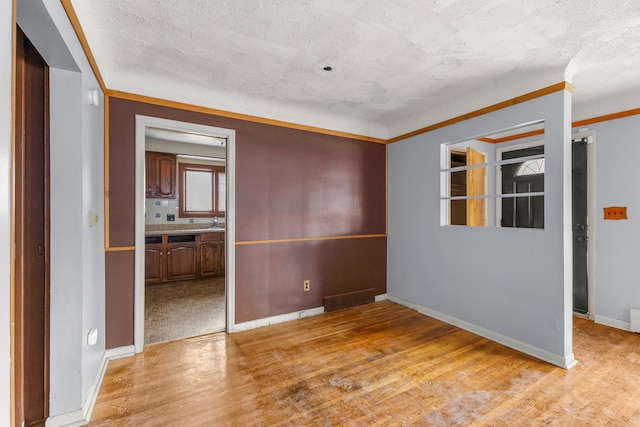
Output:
top-left (89, 301), bottom-right (640, 426)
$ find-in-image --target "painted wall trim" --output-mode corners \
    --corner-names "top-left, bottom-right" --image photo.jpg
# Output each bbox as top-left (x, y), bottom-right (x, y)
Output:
top-left (9, 1), bottom-right (17, 425)
top-left (574, 107), bottom-right (640, 128)
top-left (58, 0), bottom-right (105, 91)
top-left (594, 315), bottom-right (631, 332)
top-left (388, 82), bottom-right (573, 143)
top-left (104, 246), bottom-right (134, 252)
top-left (234, 306), bottom-right (325, 332)
top-left (236, 233), bottom-right (387, 246)
top-left (478, 129), bottom-right (545, 144)
top-left (107, 89), bottom-right (387, 144)
top-left (471, 107), bottom-right (640, 144)
top-left (45, 345), bottom-right (134, 427)
top-left (374, 293), bottom-right (388, 302)
top-left (104, 95), bottom-right (110, 249)
top-left (387, 295), bottom-right (578, 370)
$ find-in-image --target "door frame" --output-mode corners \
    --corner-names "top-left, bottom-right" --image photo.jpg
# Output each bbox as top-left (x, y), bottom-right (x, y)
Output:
top-left (13, 25), bottom-right (50, 425)
top-left (571, 130), bottom-right (596, 319)
top-left (134, 115), bottom-right (236, 353)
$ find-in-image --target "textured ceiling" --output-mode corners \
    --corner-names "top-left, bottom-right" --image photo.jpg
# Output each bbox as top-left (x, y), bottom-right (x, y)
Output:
top-left (70, 0), bottom-right (640, 139)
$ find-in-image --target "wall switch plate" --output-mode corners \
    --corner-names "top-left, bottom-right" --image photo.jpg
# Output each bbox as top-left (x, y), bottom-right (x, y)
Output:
top-left (167, 214), bottom-right (175, 221)
top-left (87, 328), bottom-right (98, 346)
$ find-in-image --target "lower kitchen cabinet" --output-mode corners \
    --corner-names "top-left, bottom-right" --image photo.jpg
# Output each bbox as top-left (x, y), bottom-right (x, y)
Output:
top-left (145, 232), bottom-right (225, 284)
top-left (166, 244), bottom-right (197, 281)
top-left (144, 245), bottom-right (165, 284)
top-left (199, 232), bottom-right (225, 277)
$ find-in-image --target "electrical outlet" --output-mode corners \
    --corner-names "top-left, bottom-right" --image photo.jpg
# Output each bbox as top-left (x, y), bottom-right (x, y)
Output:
top-left (303, 279), bottom-right (310, 292)
top-left (603, 206), bottom-right (627, 220)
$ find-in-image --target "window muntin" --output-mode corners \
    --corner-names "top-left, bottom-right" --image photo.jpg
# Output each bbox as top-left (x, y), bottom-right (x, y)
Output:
top-left (441, 122), bottom-right (545, 228)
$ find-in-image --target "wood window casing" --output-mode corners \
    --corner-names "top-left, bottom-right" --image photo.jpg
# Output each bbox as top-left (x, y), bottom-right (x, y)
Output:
top-left (178, 163), bottom-right (226, 218)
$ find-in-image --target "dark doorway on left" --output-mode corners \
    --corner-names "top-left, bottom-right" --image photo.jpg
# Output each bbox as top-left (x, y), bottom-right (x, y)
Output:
top-left (14, 25), bottom-right (50, 426)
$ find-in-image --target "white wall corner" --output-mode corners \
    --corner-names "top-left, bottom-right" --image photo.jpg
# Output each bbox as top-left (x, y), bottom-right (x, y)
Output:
top-left (46, 345), bottom-right (134, 427)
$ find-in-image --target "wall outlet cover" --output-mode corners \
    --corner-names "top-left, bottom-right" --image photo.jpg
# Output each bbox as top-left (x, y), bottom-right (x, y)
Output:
top-left (603, 206), bottom-right (627, 220)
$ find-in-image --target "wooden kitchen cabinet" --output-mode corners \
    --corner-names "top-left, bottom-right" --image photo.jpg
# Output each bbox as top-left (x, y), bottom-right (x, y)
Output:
top-left (199, 232), bottom-right (225, 277)
top-left (146, 151), bottom-right (177, 198)
top-left (145, 232), bottom-right (224, 284)
top-left (166, 244), bottom-right (197, 281)
top-left (144, 244), bottom-right (165, 284)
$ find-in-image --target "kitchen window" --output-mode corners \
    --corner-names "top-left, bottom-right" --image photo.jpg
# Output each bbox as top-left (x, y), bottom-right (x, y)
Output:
top-left (178, 163), bottom-right (226, 218)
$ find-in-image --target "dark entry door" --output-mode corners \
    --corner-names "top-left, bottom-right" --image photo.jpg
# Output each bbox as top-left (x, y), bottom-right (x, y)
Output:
top-left (15, 25), bottom-right (49, 426)
top-left (500, 145), bottom-right (545, 229)
top-left (572, 138), bottom-right (589, 314)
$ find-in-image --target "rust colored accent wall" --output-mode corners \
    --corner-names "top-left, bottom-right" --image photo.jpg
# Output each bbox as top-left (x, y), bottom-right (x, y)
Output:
top-left (105, 250), bottom-right (134, 348)
top-left (235, 125), bottom-right (386, 241)
top-left (106, 97), bottom-right (386, 347)
top-left (235, 237), bottom-right (386, 323)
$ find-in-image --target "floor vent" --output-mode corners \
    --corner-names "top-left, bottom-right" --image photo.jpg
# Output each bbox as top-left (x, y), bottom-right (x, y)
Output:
top-left (324, 288), bottom-right (374, 313)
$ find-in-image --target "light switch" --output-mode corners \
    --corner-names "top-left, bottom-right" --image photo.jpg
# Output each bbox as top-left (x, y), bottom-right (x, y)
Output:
top-left (88, 211), bottom-right (99, 227)
top-left (87, 328), bottom-right (98, 346)
top-left (603, 206), bottom-right (627, 220)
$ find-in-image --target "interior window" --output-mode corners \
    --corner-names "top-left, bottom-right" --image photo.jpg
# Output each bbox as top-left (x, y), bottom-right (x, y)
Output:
top-left (441, 121), bottom-right (545, 228)
top-left (497, 143), bottom-right (544, 228)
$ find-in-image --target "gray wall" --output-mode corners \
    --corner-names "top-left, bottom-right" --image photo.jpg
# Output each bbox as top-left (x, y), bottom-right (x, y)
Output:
top-left (0, 0), bottom-right (13, 424)
top-left (388, 90), bottom-right (575, 367)
top-left (578, 116), bottom-right (640, 328)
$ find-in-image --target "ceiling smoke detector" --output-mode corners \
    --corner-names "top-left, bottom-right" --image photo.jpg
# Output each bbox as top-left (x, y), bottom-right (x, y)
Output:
top-left (313, 63), bottom-right (341, 77)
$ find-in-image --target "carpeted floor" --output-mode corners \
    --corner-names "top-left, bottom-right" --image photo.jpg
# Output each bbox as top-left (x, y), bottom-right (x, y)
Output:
top-left (145, 276), bottom-right (226, 345)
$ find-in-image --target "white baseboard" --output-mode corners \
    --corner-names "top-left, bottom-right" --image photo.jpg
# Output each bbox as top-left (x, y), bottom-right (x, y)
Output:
top-left (104, 345), bottom-right (136, 360)
top-left (595, 315), bottom-right (631, 332)
top-left (45, 408), bottom-right (85, 427)
top-left (375, 293), bottom-right (388, 302)
top-left (46, 345), bottom-right (135, 427)
top-left (387, 295), bottom-right (578, 370)
top-left (233, 295), bottom-right (388, 332)
top-left (233, 306), bottom-right (325, 332)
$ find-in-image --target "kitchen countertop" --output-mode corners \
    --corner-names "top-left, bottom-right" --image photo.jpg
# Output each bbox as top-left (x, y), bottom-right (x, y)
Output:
top-left (145, 228), bottom-right (225, 236)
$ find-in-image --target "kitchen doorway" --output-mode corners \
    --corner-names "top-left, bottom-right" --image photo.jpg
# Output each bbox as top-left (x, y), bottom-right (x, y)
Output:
top-left (134, 116), bottom-right (236, 353)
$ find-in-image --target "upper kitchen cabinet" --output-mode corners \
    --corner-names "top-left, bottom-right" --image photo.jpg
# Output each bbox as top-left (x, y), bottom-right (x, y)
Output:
top-left (146, 151), bottom-right (177, 198)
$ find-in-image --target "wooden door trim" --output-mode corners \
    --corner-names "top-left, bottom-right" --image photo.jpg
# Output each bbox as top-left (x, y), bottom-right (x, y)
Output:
top-left (13, 25), bottom-right (50, 426)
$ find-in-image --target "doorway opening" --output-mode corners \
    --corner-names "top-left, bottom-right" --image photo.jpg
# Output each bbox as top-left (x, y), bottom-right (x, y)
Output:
top-left (571, 132), bottom-right (596, 318)
top-left (134, 116), bottom-right (236, 353)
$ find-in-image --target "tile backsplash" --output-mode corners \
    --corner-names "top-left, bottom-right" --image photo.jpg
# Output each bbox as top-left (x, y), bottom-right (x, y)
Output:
top-left (145, 198), bottom-right (225, 227)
